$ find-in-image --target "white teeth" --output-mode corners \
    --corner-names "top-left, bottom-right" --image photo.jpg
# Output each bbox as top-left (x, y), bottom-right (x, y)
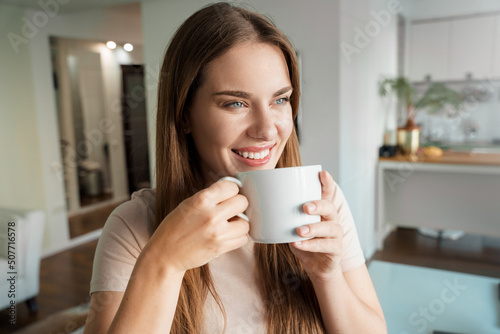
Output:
top-left (236, 148), bottom-right (271, 160)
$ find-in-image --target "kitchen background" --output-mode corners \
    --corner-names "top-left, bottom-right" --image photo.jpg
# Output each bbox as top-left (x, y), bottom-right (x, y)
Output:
top-left (402, 1), bottom-right (500, 149)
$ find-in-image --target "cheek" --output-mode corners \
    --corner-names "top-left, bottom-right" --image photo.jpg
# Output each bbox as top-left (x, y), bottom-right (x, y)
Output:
top-left (192, 117), bottom-right (237, 152)
top-left (210, 131), bottom-right (235, 150)
top-left (275, 111), bottom-right (294, 140)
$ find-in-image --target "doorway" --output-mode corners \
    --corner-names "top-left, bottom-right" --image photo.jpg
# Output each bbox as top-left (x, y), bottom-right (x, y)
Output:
top-left (50, 36), bottom-right (146, 230)
top-left (121, 65), bottom-right (151, 194)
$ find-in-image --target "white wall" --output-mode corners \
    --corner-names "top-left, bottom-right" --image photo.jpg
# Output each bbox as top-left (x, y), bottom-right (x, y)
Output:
top-left (400, 0), bottom-right (500, 21)
top-left (1, 2), bottom-right (144, 254)
top-left (0, 4), bottom-right (45, 211)
top-left (142, 0), bottom-right (341, 186)
top-left (339, 0), bottom-right (398, 257)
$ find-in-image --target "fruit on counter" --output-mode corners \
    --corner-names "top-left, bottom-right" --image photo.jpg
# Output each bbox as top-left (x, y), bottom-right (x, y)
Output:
top-left (422, 146), bottom-right (443, 157)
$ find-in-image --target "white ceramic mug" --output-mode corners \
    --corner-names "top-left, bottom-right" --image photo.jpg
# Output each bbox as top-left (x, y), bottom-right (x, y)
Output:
top-left (220, 165), bottom-right (322, 244)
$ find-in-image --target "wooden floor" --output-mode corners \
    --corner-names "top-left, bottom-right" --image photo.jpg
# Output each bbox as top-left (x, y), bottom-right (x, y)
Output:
top-left (0, 200), bottom-right (120, 333)
top-left (1, 222), bottom-right (499, 333)
top-left (0, 240), bottom-right (98, 333)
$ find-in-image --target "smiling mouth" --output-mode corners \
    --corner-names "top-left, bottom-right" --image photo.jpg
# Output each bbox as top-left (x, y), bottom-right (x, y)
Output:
top-left (232, 147), bottom-right (271, 160)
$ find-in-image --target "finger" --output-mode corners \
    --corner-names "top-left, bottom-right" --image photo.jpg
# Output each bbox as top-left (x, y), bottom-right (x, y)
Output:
top-left (302, 199), bottom-right (338, 221)
top-left (320, 170), bottom-right (335, 202)
top-left (199, 179), bottom-right (241, 204)
top-left (207, 218), bottom-right (249, 256)
top-left (288, 242), bottom-right (311, 261)
top-left (218, 234), bottom-right (249, 255)
top-left (292, 237), bottom-right (342, 254)
top-left (217, 193), bottom-right (248, 220)
top-left (224, 218), bottom-right (250, 238)
top-left (296, 220), bottom-right (342, 239)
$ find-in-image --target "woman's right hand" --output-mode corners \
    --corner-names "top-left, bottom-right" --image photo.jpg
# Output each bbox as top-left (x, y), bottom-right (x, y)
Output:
top-left (85, 180), bottom-right (248, 334)
top-left (143, 179), bottom-right (250, 273)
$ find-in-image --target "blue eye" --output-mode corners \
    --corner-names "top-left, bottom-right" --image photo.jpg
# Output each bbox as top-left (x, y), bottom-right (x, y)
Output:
top-left (276, 97), bottom-right (290, 105)
top-left (225, 101), bottom-right (244, 108)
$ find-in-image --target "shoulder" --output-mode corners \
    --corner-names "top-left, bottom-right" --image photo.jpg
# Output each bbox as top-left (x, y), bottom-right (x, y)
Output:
top-left (117, 187), bottom-right (156, 216)
top-left (90, 189), bottom-right (157, 293)
top-left (102, 188), bottom-right (157, 249)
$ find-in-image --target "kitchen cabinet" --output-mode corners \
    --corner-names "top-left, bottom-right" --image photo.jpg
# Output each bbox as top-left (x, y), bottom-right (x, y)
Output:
top-left (408, 14), bottom-right (498, 81)
top-left (409, 21), bottom-right (450, 82)
top-left (449, 15), bottom-right (495, 80)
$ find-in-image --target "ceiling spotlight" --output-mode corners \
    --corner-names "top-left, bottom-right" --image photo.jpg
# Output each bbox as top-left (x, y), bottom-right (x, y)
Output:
top-left (124, 43), bottom-right (134, 52)
top-left (106, 41), bottom-right (117, 49)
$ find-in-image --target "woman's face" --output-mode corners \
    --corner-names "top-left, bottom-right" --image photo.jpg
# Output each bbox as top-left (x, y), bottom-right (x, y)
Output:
top-left (188, 42), bottom-right (294, 182)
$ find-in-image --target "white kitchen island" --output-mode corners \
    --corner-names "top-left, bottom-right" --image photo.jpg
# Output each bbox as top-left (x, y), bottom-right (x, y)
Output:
top-left (376, 152), bottom-right (500, 249)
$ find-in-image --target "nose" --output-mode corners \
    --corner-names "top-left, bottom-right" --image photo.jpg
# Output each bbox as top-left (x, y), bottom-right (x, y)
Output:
top-left (247, 105), bottom-right (278, 141)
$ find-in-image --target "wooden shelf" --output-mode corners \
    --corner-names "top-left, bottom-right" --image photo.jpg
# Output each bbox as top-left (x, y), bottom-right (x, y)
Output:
top-left (379, 151), bottom-right (500, 166)
top-left (376, 152), bottom-right (500, 251)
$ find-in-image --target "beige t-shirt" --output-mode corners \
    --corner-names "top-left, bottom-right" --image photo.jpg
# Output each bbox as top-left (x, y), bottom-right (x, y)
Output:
top-left (90, 182), bottom-right (365, 333)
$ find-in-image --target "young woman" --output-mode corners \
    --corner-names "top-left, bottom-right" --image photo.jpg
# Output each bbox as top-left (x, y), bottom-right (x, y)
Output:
top-left (84, 3), bottom-right (386, 333)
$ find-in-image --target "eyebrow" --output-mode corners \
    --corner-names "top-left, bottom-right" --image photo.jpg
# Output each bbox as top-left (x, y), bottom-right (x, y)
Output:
top-left (212, 86), bottom-right (293, 99)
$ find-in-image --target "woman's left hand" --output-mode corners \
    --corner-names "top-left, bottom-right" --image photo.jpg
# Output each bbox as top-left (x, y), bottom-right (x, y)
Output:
top-left (289, 170), bottom-right (343, 282)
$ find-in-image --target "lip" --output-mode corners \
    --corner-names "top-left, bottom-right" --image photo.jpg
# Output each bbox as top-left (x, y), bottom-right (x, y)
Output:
top-left (232, 144), bottom-right (274, 167)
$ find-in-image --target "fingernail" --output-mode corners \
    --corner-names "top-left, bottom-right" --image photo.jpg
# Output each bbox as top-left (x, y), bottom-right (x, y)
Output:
top-left (298, 225), bottom-right (309, 235)
top-left (305, 202), bottom-right (316, 212)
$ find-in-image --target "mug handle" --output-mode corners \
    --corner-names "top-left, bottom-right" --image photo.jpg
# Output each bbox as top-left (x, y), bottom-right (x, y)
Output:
top-left (219, 177), bottom-right (249, 222)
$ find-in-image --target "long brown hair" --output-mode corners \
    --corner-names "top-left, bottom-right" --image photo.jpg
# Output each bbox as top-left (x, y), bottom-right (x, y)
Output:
top-left (155, 3), bottom-right (324, 333)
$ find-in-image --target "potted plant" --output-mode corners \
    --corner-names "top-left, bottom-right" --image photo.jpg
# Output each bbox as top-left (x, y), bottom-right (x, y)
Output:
top-left (414, 82), bottom-right (463, 115)
top-left (379, 77), bottom-right (462, 156)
